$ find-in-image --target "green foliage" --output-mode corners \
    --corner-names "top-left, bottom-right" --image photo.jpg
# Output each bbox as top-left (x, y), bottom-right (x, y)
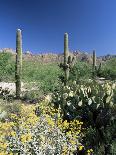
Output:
top-left (111, 141), bottom-right (116, 155)
top-left (100, 58), bottom-right (116, 80)
top-left (0, 100), bottom-right (21, 121)
top-left (22, 90), bottom-right (43, 102)
top-left (0, 53), bottom-right (61, 97)
top-left (0, 52), bottom-right (15, 81)
top-left (22, 61), bottom-right (61, 93)
top-left (69, 61), bottom-right (92, 81)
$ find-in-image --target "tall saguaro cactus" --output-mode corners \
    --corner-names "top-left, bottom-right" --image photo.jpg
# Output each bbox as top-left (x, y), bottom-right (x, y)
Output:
top-left (93, 50), bottom-right (96, 70)
top-left (64, 33), bottom-right (69, 84)
top-left (15, 29), bottom-right (22, 99)
top-left (92, 50), bottom-right (102, 78)
top-left (58, 33), bottom-right (75, 119)
top-left (92, 50), bottom-right (97, 77)
top-left (59, 33), bottom-right (75, 85)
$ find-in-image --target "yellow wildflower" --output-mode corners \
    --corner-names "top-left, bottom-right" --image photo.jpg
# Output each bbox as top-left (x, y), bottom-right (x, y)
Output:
top-left (66, 131), bottom-right (71, 136)
top-left (20, 133), bottom-right (32, 144)
top-left (46, 116), bottom-right (55, 127)
top-left (62, 120), bottom-right (69, 129)
top-left (0, 142), bottom-right (8, 149)
top-left (10, 131), bottom-right (16, 137)
top-left (0, 151), bottom-right (7, 155)
top-left (87, 148), bottom-right (93, 154)
top-left (69, 139), bottom-right (76, 145)
top-left (79, 145), bottom-right (84, 151)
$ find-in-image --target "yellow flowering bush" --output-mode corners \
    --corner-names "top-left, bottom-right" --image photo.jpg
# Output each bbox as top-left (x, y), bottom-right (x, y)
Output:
top-left (0, 100), bottom-right (90, 155)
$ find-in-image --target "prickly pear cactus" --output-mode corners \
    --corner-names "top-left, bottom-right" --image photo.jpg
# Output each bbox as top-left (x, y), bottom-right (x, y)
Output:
top-left (15, 29), bottom-right (22, 99)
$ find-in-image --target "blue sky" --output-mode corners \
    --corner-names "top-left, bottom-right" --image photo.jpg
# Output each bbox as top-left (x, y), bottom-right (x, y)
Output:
top-left (0, 0), bottom-right (116, 56)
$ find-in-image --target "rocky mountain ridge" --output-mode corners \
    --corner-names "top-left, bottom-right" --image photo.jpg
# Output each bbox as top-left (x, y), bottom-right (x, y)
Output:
top-left (0, 48), bottom-right (115, 63)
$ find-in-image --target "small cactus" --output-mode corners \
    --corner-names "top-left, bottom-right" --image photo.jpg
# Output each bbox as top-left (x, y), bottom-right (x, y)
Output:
top-left (59, 33), bottom-right (75, 85)
top-left (15, 29), bottom-right (22, 99)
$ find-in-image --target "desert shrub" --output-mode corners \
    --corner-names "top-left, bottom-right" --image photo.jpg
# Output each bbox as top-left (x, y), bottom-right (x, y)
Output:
top-left (22, 61), bottom-right (61, 93)
top-left (0, 52), bottom-right (15, 81)
top-left (100, 58), bottom-right (116, 80)
top-left (0, 87), bottom-right (14, 103)
top-left (70, 57), bottom-right (116, 81)
top-left (22, 90), bottom-right (44, 103)
top-left (69, 61), bottom-right (92, 81)
top-left (0, 101), bottom-right (21, 121)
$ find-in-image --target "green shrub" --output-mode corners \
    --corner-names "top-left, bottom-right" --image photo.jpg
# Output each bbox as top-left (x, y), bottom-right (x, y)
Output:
top-left (22, 90), bottom-right (43, 101)
top-left (0, 52), bottom-right (15, 81)
top-left (100, 58), bottom-right (116, 80)
top-left (69, 61), bottom-right (92, 81)
top-left (0, 100), bottom-right (21, 121)
top-left (22, 61), bottom-right (61, 93)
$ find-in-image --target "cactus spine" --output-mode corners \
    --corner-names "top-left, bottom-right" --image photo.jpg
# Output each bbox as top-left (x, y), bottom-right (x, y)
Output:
top-left (15, 29), bottom-right (22, 99)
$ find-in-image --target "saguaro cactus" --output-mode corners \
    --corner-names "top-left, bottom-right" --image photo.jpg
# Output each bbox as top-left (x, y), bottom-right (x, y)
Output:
top-left (15, 29), bottom-right (22, 99)
top-left (92, 50), bottom-right (102, 78)
top-left (93, 50), bottom-right (96, 70)
top-left (92, 50), bottom-right (97, 77)
top-left (64, 33), bottom-right (69, 84)
top-left (58, 33), bottom-right (76, 119)
top-left (59, 33), bottom-right (75, 85)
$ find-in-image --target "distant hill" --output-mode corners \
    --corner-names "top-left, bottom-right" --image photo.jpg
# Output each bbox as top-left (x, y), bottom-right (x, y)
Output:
top-left (0, 48), bottom-right (15, 54)
top-left (0, 48), bottom-right (115, 64)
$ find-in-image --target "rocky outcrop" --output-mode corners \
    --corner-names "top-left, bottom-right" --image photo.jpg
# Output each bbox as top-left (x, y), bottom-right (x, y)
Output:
top-left (25, 51), bottom-right (32, 55)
